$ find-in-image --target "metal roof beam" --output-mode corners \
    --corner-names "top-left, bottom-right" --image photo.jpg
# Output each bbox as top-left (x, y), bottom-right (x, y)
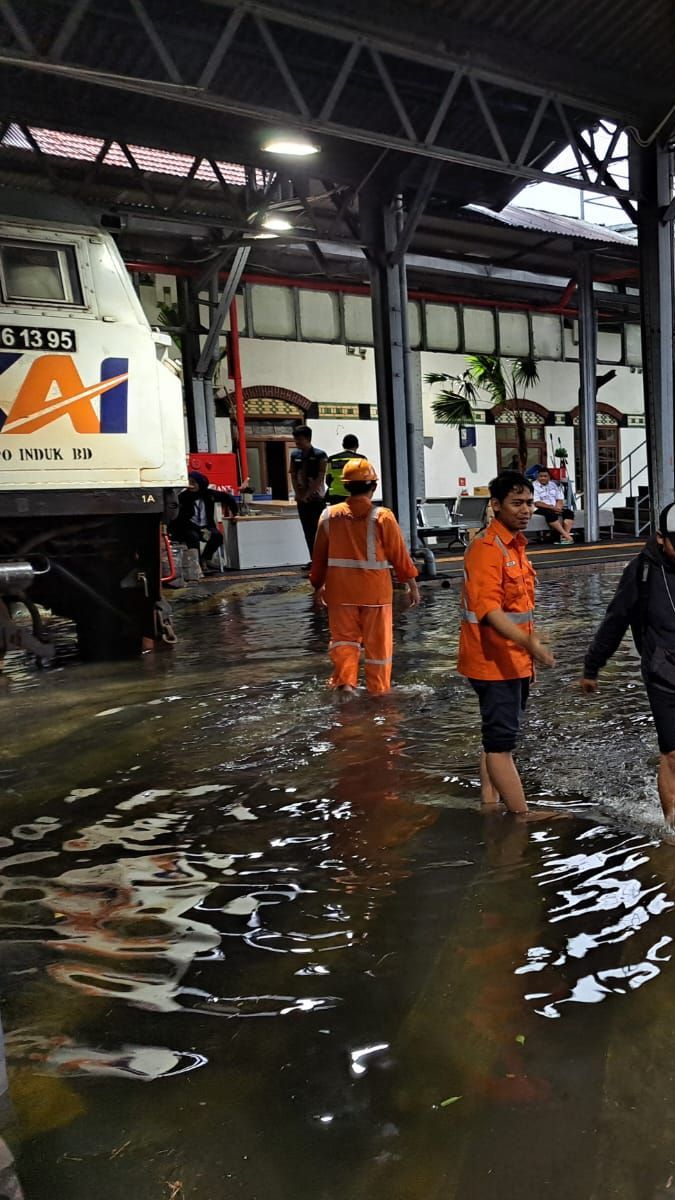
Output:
top-left (206, 0), bottom-right (632, 122)
top-left (128, 0), bottom-right (182, 84)
top-left (48, 0), bottom-right (91, 61)
top-left (0, 0), bottom-right (34, 55)
top-left (0, 51), bottom-right (638, 203)
top-left (196, 245), bottom-right (250, 373)
top-left (388, 163), bottom-right (440, 266)
top-left (0, 0), bottom-right (638, 204)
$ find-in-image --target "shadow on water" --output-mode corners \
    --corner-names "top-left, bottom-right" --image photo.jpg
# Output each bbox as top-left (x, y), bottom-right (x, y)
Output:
top-left (3, 566), bottom-right (675, 1197)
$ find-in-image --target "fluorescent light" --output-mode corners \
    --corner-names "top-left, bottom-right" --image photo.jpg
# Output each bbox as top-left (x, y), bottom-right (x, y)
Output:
top-left (262, 137), bottom-right (319, 157)
top-left (262, 215), bottom-right (292, 231)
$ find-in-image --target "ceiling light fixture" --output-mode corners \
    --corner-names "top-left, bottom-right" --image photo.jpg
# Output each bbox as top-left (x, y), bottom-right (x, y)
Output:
top-left (261, 136), bottom-right (320, 157)
top-left (262, 215), bottom-right (293, 231)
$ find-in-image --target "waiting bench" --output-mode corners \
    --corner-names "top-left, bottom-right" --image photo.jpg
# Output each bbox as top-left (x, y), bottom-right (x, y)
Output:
top-left (417, 496), bottom-right (488, 551)
top-left (527, 508), bottom-right (614, 541)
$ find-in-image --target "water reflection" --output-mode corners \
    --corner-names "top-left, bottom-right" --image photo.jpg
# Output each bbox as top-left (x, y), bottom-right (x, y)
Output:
top-left (3, 566), bottom-right (675, 1198)
top-left (518, 825), bottom-right (674, 1017)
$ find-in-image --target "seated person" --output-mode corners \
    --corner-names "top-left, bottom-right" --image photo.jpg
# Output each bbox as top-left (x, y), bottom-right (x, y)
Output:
top-left (533, 468), bottom-right (574, 544)
top-left (169, 471), bottom-right (234, 570)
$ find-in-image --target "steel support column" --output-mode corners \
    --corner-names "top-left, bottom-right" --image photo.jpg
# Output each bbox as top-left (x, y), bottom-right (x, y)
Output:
top-left (361, 196), bottom-right (411, 539)
top-left (396, 198), bottom-right (422, 556)
top-left (633, 142), bottom-right (675, 525)
top-left (196, 246), bottom-right (250, 375)
top-left (229, 298), bottom-right (249, 485)
top-left (203, 275), bottom-right (220, 453)
top-left (189, 245), bottom-right (251, 454)
top-left (177, 275), bottom-right (198, 452)
top-left (191, 377), bottom-right (209, 452)
top-left (577, 253), bottom-right (599, 543)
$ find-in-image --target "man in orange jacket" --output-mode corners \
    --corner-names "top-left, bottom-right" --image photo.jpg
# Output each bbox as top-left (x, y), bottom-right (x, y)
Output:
top-left (310, 459), bottom-right (420, 695)
top-left (458, 470), bottom-right (555, 814)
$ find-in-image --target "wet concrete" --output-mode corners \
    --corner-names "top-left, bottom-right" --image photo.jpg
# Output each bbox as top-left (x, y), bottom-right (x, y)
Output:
top-left (3, 562), bottom-right (675, 1199)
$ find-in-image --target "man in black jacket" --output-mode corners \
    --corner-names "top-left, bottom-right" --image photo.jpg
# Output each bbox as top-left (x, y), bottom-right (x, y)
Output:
top-left (580, 502), bottom-right (675, 825)
top-left (169, 472), bottom-right (237, 571)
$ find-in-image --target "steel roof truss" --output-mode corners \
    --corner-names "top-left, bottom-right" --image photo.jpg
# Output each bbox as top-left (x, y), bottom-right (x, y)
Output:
top-left (198, 6), bottom-right (245, 89)
top-left (515, 96), bottom-right (549, 167)
top-left (469, 77), bottom-right (510, 165)
top-left (48, 0), bottom-right (91, 62)
top-left (0, 0), bottom-right (639, 203)
top-left (572, 128), bottom-right (637, 224)
top-left (319, 41), bottom-right (361, 123)
top-left (253, 14), bottom-right (310, 120)
top-left (423, 71), bottom-right (465, 147)
top-left (128, 0), bottom-right (183, 84)
top-left (370, 49), bottom-right (418, 143)
top-left (0, 0), bottom-right (34, 55)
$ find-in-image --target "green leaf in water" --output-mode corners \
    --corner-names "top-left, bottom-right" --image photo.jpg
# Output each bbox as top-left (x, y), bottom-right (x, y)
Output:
top-left (515, 1034), bottom-right (526, 1046)
top-left (440, 1096), bottom-right (462, 1107)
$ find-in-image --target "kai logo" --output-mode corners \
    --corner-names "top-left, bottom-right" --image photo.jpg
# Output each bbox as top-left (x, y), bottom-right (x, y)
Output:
top-left (0, 353), bottom-right (129, 435)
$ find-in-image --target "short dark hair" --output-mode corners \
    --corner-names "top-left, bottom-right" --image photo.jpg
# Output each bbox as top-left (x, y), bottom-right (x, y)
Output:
top-left (293, 424), bottom-right (312, 440)
top-left (538, 467), bottom-right (550, 476)
top-left (342, 434), bottom-right (359, 450)
top-left (489, 470), bottom-right (534, 503)
top-left (345, 480), bottom-right (376, 496)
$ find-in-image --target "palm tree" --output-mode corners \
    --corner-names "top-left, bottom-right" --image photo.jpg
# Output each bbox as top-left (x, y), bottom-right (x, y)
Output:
top-left (426, 353), bottom-right (540, 472)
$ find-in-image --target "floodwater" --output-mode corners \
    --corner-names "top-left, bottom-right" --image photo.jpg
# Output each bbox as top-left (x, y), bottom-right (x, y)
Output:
top-left (4, 564), bottom-right (675, 1200)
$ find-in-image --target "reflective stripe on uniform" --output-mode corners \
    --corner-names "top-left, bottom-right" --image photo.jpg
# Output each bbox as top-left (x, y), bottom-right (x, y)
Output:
top-left (461, 533), bottom-right (532, 624)
top-left (461, 608), bottom-right (533, 625)
top-left (328, 558), bottom-right (391, 569)
top-left (329, 640), bottom-right (362, 650)
top-left (326, 507), bottom-right (392, 570)
top-left (364, 656), bottom-right (393, 665)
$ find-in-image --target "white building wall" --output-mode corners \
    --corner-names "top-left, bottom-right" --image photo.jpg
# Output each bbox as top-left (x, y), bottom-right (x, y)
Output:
top-left (135, 278), bottom-right (647, 510)
top-left (239, 339), bottom-right (377, 408)
top-left (238, 338), bottom-right (382, 494)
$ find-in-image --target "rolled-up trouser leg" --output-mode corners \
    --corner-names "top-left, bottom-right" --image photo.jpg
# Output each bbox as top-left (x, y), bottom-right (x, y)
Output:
top-left (328, 605), bottom-right (362, 688)
top-left (362, 604), bottom-right (393, 694)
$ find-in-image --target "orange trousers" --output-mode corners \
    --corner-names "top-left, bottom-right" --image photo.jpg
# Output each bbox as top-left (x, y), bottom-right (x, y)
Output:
top-left (328, 604), bottom-right (393, 694)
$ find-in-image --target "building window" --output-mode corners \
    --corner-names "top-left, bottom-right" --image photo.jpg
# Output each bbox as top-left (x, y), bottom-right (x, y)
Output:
top-left (574, 419), bottom-right (620, 491)
top-left (495, 419), bottom-right (547, 471)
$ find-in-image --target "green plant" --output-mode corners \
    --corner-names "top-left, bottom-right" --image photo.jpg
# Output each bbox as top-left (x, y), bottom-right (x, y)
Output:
top-left (426, 353), bottom-right (540, 472)
top-left (554, 445), bottom-right (569, 460)
top-left (157, 301), bottom-right (182, 352)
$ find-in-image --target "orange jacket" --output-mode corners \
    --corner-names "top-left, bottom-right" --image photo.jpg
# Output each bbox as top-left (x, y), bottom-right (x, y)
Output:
top-left (310, 496), bottom-right (418, 606)
top-left (457, 518), bottom-right (536, 681)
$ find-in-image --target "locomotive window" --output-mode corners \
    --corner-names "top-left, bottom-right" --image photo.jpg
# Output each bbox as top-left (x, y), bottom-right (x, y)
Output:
top-left (0, 242), bottom-right (83, 305)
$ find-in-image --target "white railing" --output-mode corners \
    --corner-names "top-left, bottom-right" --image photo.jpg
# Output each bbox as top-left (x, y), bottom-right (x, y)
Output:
top-left (597, 440), bottom-right (650, 535)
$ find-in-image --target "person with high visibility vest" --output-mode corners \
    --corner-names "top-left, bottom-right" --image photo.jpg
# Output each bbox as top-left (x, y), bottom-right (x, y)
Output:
top-left (326, 434), bottom-right (365, 504)
top-left (458, 470), bottom-right (555, 814)
top-left (310, 459), bottom-right (420, 695)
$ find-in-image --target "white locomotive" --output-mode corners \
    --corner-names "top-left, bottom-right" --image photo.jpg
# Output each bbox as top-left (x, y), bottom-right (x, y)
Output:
top-left (0, 192), bottom-right (187, 661)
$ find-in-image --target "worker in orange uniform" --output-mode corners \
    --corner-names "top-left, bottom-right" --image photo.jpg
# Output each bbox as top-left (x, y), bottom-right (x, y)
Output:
top-left (458, 470), bottom-right (555, 814)
top-left (310, 459), bottom-right (420, 695)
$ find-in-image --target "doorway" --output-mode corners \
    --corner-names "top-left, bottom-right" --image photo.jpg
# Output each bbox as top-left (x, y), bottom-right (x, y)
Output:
top-left (247, 437), bottom-right (292, 498)
top-left (266, 441), bottom-right (289, 499)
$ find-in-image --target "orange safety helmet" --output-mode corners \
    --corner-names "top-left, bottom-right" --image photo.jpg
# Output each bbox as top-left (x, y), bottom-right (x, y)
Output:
top-left (342, 458), bottom-right (378, 483)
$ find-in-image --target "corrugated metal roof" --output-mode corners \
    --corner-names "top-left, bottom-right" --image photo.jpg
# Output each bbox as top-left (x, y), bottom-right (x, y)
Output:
top-left (1, 125), bottom-right (254, 188)
top-left (467, 204), bottom-right (637, 246)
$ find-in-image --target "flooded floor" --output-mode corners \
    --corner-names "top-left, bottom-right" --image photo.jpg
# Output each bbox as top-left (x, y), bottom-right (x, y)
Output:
top-left (4, 564), bottom-right (675, 1200)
